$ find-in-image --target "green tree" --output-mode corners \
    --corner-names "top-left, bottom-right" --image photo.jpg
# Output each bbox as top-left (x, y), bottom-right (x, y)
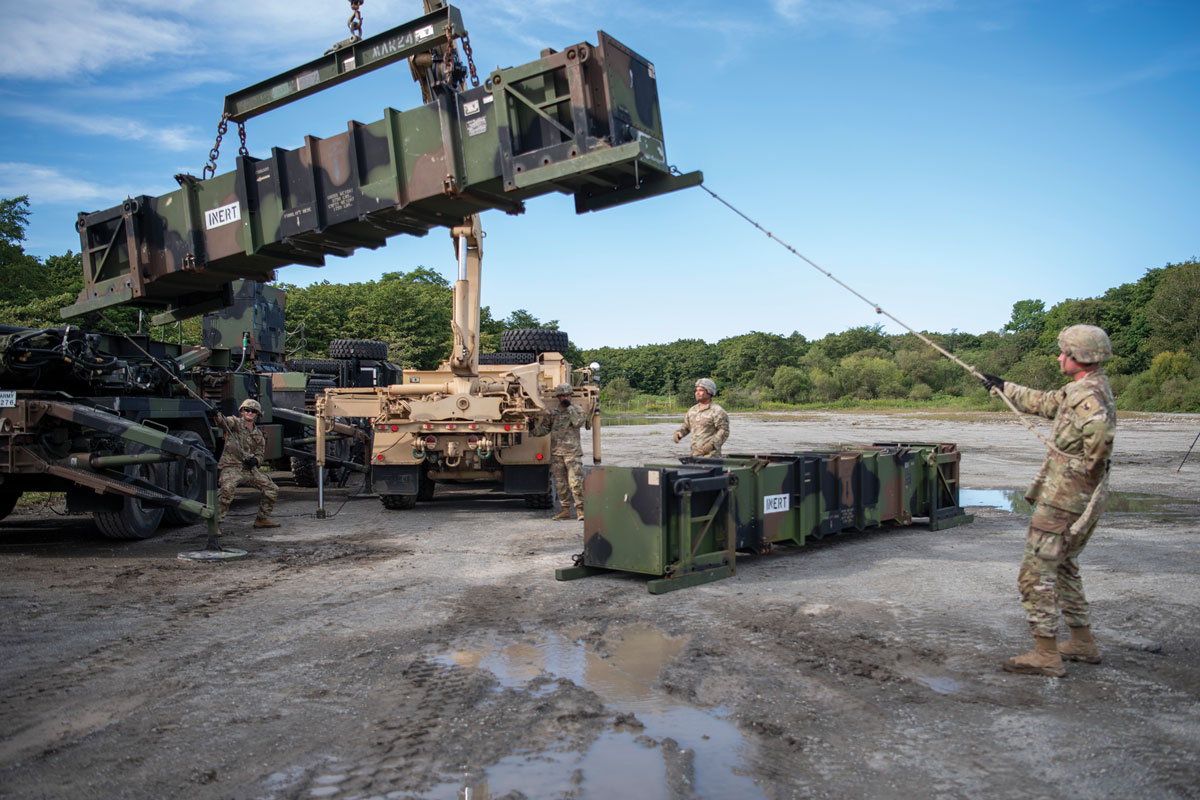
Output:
top-left (1145, 260), bottom-right (1200, 358)
top-left (770, 365), bottom-right (811, 404)
top-left (1004, 299), bottom-right (1046, 335)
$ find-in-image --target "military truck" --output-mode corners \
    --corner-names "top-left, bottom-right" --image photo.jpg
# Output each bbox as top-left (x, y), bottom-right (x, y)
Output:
top-left (0, 279), bottom-right (380, 538)
top-left (316, 219), bottom-right (601, 509)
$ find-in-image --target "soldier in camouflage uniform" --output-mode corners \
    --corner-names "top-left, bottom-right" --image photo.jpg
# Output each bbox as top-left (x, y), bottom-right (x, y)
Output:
top-left (674, 378), bottom-right (730, 457)
top-left (980, 325), bottom-right (1116, 677)
top-left (531, 383), bottom-right (586, 521)
top-left (216, 398), bottom-right (280, 529)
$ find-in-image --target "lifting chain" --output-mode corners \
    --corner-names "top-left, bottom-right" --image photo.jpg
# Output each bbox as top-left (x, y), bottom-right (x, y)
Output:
top-left (348, 0), bottom-right (364, 41)
top-left (202, 113), bottom-right (248, 180)
top-left (462, 32), bottom-right (479, 87)
top-left (440, 21), bottom-right (479, 89)
top-left (443, 20), bottom-right (458, 86)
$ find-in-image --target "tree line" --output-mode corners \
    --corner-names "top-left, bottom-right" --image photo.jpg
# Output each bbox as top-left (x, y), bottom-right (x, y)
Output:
top-left (2, 196), bottom-right (1196, 412)
top-left (583, 259), bottom-right (1200, 413)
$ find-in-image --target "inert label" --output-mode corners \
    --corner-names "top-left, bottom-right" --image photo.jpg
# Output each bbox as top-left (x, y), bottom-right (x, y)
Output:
top-left (204, 201), bottom-right (241, 230)
top-left (763, 493), bottom-right (790, 514)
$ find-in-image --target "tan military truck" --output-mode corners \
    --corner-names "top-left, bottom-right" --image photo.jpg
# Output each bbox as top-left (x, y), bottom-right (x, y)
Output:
top-left (315, 218), bottom-right (600, 509)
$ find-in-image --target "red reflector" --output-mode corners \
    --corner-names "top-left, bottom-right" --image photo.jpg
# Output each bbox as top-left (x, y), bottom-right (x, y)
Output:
top-left (535, 453), bottom-right (543, 460)
top-left (470, 424), bottom-right (477, 430)
top-left (377, 425), bottom-right (385, 431)
top-left (447, 424), bottom-right (455, 430)
top-left (390, 425), bottom-right (399, 432)
top-left (376, 454), bottom-right (384, 461)
top-left (503, 424), bottom-right (511, 431)
top-left (515, 424), bottom-right (523, 430)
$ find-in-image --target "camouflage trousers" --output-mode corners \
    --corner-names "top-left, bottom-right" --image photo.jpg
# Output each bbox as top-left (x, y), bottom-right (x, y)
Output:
top-left (217, 466), bottom-right (279, 521)
top-left (1018, 504), bottom-right (1099, 637)
top-left (550, 454), bottom-right (584, 509)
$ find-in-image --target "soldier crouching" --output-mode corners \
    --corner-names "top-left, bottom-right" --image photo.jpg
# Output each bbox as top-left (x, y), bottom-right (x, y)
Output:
top-left (215, 398), bottom-right (280, 530)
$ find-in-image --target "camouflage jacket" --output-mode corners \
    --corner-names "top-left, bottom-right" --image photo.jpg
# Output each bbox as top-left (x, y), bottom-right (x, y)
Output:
top-left (1003, 368), bottom-right (1116, 514)
top-left (216, 414), bottom-right (267, 470)
top-left (530, 403), bottom-right (584, 457)
top-left (677, 402), bottom-right (730, 457)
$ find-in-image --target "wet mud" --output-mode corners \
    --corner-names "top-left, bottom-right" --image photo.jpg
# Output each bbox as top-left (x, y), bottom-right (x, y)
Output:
top-left (1, 411), bottom-right (1198, 798)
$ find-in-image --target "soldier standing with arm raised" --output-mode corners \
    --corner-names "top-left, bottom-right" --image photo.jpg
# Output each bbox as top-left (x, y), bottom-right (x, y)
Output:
top-left (215, 398), bottom-right (280, 531)
top-left (979, 325), bottom-right (1116, 677)
top-left (530, 383), bottom-right (586, 521)
top-left (674, 378), bottom-right (730, 458)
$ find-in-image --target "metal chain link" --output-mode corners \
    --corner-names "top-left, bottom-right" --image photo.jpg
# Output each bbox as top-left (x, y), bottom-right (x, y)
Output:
top-left (202, 113), bottom-right (249, 179)
top-left (202, 114), bottom-right (230, 180)
top-left (462, 32), bottom-right (479, 87)
top-left (443, 20), bottom-right (458, 86)
top-left (348, 0), bottom-right (364, 40)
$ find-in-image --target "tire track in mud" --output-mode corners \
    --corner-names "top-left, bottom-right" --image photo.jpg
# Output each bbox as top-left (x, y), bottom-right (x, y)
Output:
top-left (0, 538), bottom-right (406, 765)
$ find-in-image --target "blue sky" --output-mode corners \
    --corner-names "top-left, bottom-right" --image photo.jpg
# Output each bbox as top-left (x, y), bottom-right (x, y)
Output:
top-left (1, 0), bottom-right (1196, 349)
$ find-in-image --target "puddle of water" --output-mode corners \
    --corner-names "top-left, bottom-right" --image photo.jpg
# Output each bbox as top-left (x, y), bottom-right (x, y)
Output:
top-left (914, 676), bottom-right (965, 695)
top-left (431, 625), bottom-right (765, 800)
top-left (959, 489), bottom-right (1199, 517)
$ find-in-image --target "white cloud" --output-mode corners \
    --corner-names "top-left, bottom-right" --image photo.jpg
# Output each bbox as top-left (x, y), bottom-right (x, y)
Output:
top-left (2, 104), bottom-right (204, 151)
top-left (0, 162), bottom-right (132, 204)
top-left (0, 1), bottom-right (189, 80)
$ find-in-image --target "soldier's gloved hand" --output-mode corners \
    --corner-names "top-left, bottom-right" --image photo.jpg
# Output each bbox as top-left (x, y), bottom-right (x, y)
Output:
top-left (243, 457), bottom-right (259, 470)
top-left (673, 431), bottom-right (683, 444)
top-left (980, 373), bottom-right (1005, 392)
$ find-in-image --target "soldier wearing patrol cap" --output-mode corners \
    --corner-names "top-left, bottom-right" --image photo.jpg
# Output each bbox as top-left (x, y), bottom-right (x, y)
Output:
top-left (979, 324), bottom-right (1116, 677)
top-left (674, 378), bottom-right (730, 458)
top-left (530, 383), bottom-right (586, 521)
top-left (215, 398), bottom-right (280, 530)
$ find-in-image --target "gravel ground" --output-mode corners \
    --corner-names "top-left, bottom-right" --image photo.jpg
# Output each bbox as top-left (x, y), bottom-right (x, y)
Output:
top-left (1, 410), bottom-right (1198, 799)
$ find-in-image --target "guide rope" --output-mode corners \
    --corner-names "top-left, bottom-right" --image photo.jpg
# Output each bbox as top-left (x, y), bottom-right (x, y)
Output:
top-left (678, 168), bottom-right (1065, 455)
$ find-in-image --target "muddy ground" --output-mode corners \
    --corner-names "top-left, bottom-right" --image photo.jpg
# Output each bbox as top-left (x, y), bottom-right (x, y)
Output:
top-left (2, 411), bottom-right (1199, 800)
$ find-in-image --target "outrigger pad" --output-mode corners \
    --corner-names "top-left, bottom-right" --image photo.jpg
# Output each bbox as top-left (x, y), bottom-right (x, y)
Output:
top-left (177, 547), bottom-right (250, 562)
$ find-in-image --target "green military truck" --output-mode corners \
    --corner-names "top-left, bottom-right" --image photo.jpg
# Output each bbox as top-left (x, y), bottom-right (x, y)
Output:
top-left (0, 280), bottom-right (388, 538)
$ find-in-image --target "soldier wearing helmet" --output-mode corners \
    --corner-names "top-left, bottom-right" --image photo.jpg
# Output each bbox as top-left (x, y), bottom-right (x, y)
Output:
top-left (979, 324), bottom-right (1116, 677)
top-left (214, 397), bottom-right (280, 530)
top-left (530, 382), bottom-right (586, 520)
top-left (674, 378), bottom-right (730, 458)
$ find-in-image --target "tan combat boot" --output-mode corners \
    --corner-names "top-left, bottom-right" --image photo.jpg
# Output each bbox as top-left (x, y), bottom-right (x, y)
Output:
top-left (1059, 626), bottom-right (1101, 664)
top-left (253, 516), bottom-right (281, 529)
top-left (576, 505), bottom-right (585, 521)
top-left (1003, 635), bottom-right (1066, 678)
top-left (551, 507), bottom-right (571, 521)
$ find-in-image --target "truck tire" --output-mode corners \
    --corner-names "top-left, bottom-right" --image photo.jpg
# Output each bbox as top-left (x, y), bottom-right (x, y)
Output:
top-left (291, 457), bottom-right (319, 488)
top-left (478, 351), bottom-right (536, 365)
top-left (524, 490), bottom-right (554, 509)
top-left (500, 329), bottom-right (569, 355)
top-left (288, 358), bottom-right (342, 375)
top-left (162, 430), bottom-right (208, 526)
top-left (305, 378), bottom-right (337, 404)
top-left (381, 494), bottom-right (417, 510)
top-left (330, 339), bottom-right (389, 360)
top-left (93, 443), bottom-right (166, 539)
top-left (0, 490), bottom-right (21, 521)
